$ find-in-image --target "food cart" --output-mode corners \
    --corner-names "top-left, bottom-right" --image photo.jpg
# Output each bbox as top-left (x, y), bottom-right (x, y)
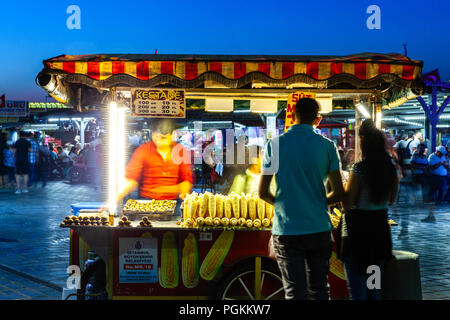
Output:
top-left (36, 53), bottom-right (423, 300)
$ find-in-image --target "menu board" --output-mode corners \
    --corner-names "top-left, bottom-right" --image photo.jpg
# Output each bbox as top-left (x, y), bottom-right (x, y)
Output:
top-left (131, 88), bottom-right (185, 118)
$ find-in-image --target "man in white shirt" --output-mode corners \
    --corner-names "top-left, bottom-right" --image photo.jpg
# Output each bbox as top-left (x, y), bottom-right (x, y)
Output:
top-left (409, 131), bottom-right (423, 155)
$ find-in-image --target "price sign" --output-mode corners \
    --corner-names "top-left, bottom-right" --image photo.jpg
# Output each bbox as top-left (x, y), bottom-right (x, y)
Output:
top-left (131, 88), bottom-right (185, 118)
top-left (284, 91), bottom-right (316, 131)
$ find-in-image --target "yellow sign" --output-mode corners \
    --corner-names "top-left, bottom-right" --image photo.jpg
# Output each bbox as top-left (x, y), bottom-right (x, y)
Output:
top-left (284, 91), bottom-right (316, 131)
top-left (131, 88), bottom-right (185, 118)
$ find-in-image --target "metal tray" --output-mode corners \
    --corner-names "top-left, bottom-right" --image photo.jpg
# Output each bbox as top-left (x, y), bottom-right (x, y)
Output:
top-left (122, 199), bottom-right (177, 221)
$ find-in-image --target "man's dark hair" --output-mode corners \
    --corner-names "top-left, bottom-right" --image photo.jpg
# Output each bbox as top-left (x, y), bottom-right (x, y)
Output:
top-left (19, 131), bottom-right (27, 137)
top-left (408, 131), bottom-right (415, 138)
top-left (150, 119), bottom-right (175, 135)
top-left (294, 98), bottom-right (320, 124)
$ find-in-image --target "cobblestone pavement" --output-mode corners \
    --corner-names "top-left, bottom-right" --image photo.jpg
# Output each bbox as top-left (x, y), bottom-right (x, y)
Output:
top-left (0, 181), bottom-right (448, 300)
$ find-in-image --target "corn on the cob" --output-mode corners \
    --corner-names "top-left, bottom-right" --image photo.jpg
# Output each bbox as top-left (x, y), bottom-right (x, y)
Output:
top-left (216, 194), bottom-right (224, 218)
top-left (246, 219), bottom-right (253, 228)
top-left (199, 230), bottom-right (234, 280)
top-left (221, 217), bottom-right (230, 226)
top-left (257, 198), bottom-right (266, 220)
top-left (262, 218), bottom-right (271, 228)
top-left (253, 219), bottom-right (261, 228)
top-left (329, 252), bottom-right (347, 280)
top-left (265, 202), bottom-right (274, 220)
top-left (183, 195), bottom-right (190, 221)
top-left (159, 232), bottom-right (179, 288)
top-left (248, 196), bottom-right (257, 220)
top-left (198, 194), bottom-right (208, 218)
top-left (208, 193), bottom-right (216, 219)
top-left (204, 217), bottom-right (213, 226)
top-left (224, 196), bottom-right (232, 219)
top-left (184, 218), bottom-right (193, 226)
top-left (182, 233), bottom-right (199, 288)
top-left (196, 217), bottom-right (204, 227)
top-left (189, 194), bottom-right (199, 219)
top-left (238, 217), bottom-right (247, 226)
top-left (213, 217), bottom-right (221, 226)
top-left (333, 208), bottom-right (342, 217)
top-left (240, 192), bottom-right (248, 219)
top-left (231, 194), bottom-right (240, 219)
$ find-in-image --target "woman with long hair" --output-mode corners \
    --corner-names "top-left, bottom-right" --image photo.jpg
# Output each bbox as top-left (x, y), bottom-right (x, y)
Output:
top-left (338, 119), bottom-right (399, 300)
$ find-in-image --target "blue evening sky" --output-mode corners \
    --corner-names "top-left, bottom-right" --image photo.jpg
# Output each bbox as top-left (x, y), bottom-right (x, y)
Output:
top-left (0, 0), bottom-right (449, 101)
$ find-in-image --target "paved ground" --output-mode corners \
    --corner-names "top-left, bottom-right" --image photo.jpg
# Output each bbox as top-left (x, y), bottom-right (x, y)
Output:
top-left (0, 181), bottom-right (448, 300)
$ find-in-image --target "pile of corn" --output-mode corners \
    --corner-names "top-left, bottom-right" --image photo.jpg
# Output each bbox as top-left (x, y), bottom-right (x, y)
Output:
top-left (329, 208), bottom-right (343, 229)
top-left (182, 191), bottom-right (273, 229)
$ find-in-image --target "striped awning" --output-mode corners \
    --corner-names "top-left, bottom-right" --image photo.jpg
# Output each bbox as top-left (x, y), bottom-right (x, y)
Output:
top-left (36, 53), bottom-right (424, 109)
top-left (43, 53), bottom-right (422, 83)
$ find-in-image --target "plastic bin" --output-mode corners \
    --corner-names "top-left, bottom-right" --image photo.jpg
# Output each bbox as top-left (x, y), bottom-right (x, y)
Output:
top-left (71, 202), bottom-right (104, 216)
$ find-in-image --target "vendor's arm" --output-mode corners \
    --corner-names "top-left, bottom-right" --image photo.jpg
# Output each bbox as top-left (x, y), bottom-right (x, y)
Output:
top-left (116, 178), bottom-right (139, 205)
top-left (258, 139), bottom-right (276, 205)
top-left (259, 174), bottom-right (275, 205)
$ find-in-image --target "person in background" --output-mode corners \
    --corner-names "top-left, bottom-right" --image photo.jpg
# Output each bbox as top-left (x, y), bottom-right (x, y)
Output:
top-left (410, 143), bottom-right (430, 188)
top-left (0, 133), bottom-right (7, 188)
top-left (409, 131), bottom-right (423, 155)
top-left (85, 144), bottom-right (101, 191)
top-left (394, 132), bottom-right (414, 177)
top-left (229, 146), bottom-right (276, 195)
top-left (13, 131), bottom-right (32, 194)
top-left (422, 146), bottom-right (449, 222)
top-left (56, 146), bottom-right (71, 177)
top-left (3, 140), bottom-right (15, 189)
top-left (26, 132), bottom-right (39, 187)
top-left (340, 119), bottom-right (398, 300)
top-left (259, 98), bottom-right (345, 300)
top-left (38, 143), bottom-right (51, 187)
top-left (68, 146), bottom-right (78, 164)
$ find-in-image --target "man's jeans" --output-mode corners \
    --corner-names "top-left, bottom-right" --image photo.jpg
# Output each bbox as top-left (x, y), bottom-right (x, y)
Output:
top-left (272, 231), bottom-right (333, 300)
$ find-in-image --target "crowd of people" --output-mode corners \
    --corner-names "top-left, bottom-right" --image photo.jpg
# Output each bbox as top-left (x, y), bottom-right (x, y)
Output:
top-left (392, 130), bottom-right (450, 218)
top-left (0, 131), bottom-right (104, 193)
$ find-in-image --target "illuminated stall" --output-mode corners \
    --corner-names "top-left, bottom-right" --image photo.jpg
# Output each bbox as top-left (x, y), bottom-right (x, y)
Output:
top-left (36, 53), bottom-right (423, 300)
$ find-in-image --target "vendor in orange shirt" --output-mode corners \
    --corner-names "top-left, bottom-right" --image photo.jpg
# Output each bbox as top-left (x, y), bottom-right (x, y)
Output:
top-left (115, 119), bottom-right (193, 206)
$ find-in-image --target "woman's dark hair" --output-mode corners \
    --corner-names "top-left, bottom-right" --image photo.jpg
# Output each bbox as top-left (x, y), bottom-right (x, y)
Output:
top-left (417, 143), bottom-right (426, 156)
top-left (359, 119), bottom-right (397, 204)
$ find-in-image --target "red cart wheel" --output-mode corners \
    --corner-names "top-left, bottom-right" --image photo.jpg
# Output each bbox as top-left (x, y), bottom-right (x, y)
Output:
top-left (217, 263), bottom-right (285, 300)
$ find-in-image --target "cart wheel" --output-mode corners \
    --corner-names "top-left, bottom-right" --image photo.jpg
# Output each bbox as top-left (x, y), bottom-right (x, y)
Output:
top-left (217, 262), bottom-right (285, 300)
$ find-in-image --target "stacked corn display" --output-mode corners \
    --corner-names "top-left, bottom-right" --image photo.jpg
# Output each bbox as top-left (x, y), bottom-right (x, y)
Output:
top-left (182, 191), bottom-right (274, 229)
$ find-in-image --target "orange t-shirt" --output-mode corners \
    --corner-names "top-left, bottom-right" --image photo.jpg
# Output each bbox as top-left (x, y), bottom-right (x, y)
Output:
top-left (125, 141), bottom-right (193, 200)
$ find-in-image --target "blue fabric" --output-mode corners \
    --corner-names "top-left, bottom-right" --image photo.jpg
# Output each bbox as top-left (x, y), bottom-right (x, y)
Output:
top-left (3, 149), bottom-right (15, 167)
top-left (27, 139), bottom-right (38, 164)
top-left (262, 124), bottom-right (340, 236)
top-left (410, 154), bottom-right (428, 174)
top-left (428, 153), bottom-right (447, 176)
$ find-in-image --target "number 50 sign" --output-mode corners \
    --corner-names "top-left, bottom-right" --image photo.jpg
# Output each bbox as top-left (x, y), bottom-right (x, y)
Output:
top-left (131, 88), bottom-right (186, 118)
top-left (284, 91), bottom-right (316, 132)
